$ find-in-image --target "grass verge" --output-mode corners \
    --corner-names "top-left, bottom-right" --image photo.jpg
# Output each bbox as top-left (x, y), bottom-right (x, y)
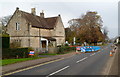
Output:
top-left (1, 57), bottom-right (43, 66)
top-left (1, 51), bottom-right (75, 66)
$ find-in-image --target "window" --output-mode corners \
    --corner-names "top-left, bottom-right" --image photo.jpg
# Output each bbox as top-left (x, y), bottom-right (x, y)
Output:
top-left (16, 22), bottom-right (20, 30)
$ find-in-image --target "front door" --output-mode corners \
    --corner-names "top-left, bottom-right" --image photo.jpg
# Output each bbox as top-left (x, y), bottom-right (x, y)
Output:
top-left (42, 41), bottom-right (46, 48)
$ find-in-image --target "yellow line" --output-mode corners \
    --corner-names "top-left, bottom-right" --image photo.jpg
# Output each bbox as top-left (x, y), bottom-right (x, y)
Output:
top-left (2, 58), bottom-right (64, 76)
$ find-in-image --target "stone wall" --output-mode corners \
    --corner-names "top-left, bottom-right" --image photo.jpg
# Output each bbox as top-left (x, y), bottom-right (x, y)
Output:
top-left (53, 16), bottom-right (65, 46)
top-left (40, 29), bottom-right (52, 37)
top-left (7, 10), bottom-right (30, 47)
top-left (7, 10), bottom-right (29, 37)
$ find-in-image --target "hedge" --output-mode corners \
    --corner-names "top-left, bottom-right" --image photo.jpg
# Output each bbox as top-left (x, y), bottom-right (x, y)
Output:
top-left (2, 37), bottom-right (10, 48)
top-left (57, 46), bottom-right (76, 54)
top-left (2, 47), bottom-right (33, 59)
top-left (1, 34), bottom-right (10, 48)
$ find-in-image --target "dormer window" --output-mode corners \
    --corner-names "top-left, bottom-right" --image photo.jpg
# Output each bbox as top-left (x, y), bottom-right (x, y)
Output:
top-left (16, 22), bottom-right (20, 30)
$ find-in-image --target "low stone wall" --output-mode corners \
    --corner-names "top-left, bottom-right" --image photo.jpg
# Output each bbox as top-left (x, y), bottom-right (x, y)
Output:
top-left (48, 47), bottom-right (58, 53)
top-left (34, 47), bottom-right (58, 54)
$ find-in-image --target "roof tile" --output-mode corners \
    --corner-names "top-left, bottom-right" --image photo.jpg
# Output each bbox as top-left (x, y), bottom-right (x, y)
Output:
top-left (21, 10), bottom-right (58, 29)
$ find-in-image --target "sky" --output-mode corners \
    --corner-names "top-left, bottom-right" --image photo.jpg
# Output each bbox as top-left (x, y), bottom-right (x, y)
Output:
top-left (0, 0), bottom-right (119, 38)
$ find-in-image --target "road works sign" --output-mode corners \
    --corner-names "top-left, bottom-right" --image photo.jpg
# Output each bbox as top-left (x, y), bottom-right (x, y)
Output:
top-left (29, 51), bottom-right (35, 55)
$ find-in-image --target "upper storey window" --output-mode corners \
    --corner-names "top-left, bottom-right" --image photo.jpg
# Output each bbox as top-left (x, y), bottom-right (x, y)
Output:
top-left (16, 22), bottom-right (20, 30)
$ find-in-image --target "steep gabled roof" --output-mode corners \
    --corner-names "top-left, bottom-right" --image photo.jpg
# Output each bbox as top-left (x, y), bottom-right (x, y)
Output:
top-left (20, 10), bottom-right (58, 29)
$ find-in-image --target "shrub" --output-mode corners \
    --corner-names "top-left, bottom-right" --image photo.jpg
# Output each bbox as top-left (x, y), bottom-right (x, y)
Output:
top-left (2, 34), bottom-right (10, 48)
top-left (2, 47), bottom-right (34, 59)
top-left (57, 46), bottom-right (76, 54)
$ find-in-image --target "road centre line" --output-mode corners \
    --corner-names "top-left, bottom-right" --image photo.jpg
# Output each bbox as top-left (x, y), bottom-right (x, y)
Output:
top-left (46, 66), bottom-right (70, 77)
top-left (76, 57), bottom-right (88, 63)
top-left (2, 58), bottom-right (65, 76)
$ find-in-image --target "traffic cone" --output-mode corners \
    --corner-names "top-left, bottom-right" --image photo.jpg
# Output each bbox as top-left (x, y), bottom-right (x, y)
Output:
top-left (109, 51), bottom-right (113, 56)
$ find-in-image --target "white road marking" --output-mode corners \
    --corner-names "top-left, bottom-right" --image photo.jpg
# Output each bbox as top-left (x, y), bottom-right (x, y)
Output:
top-left (46, 66), bottom-right (70, 77)
top-left (76, 57), bottom-right (88, 63)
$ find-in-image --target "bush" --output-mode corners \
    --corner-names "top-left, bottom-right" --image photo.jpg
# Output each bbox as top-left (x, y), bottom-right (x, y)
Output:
top-left (2, 47), bottom-right (34, 59)
top-left (118, 41), bottom-right (120, 44)
top-left (57, 46), bottom-right (76, 54)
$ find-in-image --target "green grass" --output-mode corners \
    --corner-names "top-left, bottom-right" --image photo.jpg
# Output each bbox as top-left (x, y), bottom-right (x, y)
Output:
top-left (1, 57), bottom-right (43, 66)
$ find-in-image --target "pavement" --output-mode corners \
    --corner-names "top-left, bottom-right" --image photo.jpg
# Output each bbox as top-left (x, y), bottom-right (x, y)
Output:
top-left (2, 52), bottom-right (76, 75)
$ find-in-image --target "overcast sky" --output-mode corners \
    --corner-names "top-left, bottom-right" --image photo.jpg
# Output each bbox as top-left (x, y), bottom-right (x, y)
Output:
top-left (0, 0), bottom-right (119, 38)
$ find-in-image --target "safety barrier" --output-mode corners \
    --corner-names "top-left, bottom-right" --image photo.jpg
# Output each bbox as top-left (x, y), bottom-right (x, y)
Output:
top-left (76, 46), bottom-right (101, 52)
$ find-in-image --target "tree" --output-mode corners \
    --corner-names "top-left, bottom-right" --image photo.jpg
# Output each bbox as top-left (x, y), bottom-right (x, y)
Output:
top-left (0, 15), bottom-right (12, 34)
top-left (68, 11), bottom-right (105, 45)
top-left (65, 28), bottom-right (75, 43)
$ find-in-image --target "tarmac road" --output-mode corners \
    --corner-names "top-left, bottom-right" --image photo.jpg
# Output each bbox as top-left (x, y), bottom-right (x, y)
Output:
top-left (3, 44), bottom-right (117, 76)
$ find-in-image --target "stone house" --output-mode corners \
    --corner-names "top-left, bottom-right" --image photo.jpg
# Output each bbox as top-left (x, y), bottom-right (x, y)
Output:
top-left (6, 7), bottom-right (65, 52)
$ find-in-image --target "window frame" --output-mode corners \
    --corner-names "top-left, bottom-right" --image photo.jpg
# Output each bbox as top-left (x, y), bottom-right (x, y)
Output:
top-left (16, 22), bottom-right (20, 30)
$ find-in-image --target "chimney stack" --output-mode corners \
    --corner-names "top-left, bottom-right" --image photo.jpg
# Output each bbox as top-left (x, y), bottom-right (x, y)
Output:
top-left (31, 8), bottom-right (36, 15)
top-left (40, 10), bottom-right (44, 18)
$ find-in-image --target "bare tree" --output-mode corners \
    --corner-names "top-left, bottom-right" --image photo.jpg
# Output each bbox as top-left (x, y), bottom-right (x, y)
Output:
top-left (0, 15), bottom-right (12, 34)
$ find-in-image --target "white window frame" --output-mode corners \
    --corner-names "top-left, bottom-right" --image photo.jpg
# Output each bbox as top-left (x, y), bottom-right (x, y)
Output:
top-left (16, 22), bottom-right (20, 30)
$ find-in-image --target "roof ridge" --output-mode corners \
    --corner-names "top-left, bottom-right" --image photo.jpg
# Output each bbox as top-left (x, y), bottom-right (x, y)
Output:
top-left (20, 10), bottom-right (58, 19)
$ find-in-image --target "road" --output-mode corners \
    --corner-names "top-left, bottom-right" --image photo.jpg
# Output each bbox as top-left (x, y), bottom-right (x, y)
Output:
top-left (3, 44), bottom-right (117, 76)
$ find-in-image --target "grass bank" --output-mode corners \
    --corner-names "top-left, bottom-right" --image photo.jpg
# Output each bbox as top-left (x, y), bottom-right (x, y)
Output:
top-left (1, 57), bottom-right (43, 66)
